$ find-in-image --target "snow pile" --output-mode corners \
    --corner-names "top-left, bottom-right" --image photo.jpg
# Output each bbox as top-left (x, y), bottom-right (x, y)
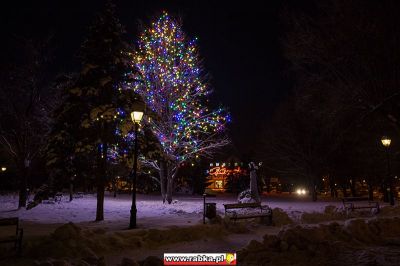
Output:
top-left (26, 222), bottom-right (115, 258)
top-left (237, 216), bottom-right (400, 265)
top-left (300, 205), bottom-right (346, 224)
top-left (24, 222), bottom-right (230, 260)
top-left (378, 205), bottom-right (400, 217)
top-left (141, 224), bottom-right (225, 249)
top-left (271, 208), bottom-right (293, 226)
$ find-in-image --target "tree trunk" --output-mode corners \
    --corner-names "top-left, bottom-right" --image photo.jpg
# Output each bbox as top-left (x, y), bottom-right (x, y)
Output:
top-left (69, 177), bottom-right (74, 202)
top-left (382, 182), bottom-right (388, 202)
top-left (160, 161), bottom-right (167, 203)
top-left (166, 165), bottom-right (173, 204)
top-left (96, 181), bottom-right (105, 221)
top-left (311, 177), bottom-right (317, 202)
top-left (18, 161), bottom-right (29, 209)
top-left (329, 176), bottom-right (335, 199)
top-left (342, 185), bottom-right (348, 197)
top-left (368, 182), bottom-right (374, 201)
top-left (349, 179), bottom-right (356, 197)
top-left (113, 179), bottom-right (117, 198)
top-left (95, 143), bottom-right (107, 221)
top-left (18, 170), bottom-right (27, 208)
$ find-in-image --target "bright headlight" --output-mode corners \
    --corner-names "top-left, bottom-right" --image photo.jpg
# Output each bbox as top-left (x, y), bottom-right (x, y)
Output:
top-left (296, 188), bottom-right (306, 195)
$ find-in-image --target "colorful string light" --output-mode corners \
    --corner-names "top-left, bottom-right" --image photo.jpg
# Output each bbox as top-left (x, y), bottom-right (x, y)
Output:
top-left (131, 12), bottom-right (229, 162)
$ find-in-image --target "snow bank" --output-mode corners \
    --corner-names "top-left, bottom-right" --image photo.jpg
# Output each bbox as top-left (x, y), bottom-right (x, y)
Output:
top-left (23, 222), bottom-right (233, 260)
top-left (300, 205), bottom-right (346, 224)
top-left (378, 205), bottom-right (400, 217)
top-left (237, 216), bottom-right (400, 265)
top-left (271, 208), bottom-right (293, 226)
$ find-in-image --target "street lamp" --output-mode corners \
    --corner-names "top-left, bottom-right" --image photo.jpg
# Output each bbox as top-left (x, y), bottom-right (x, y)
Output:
top-left (381, 136), bottom-right (395, 205)
top-left (1, 167), bottom-right (6, 172)
top-left (129, 103), bottom-right (144, 229)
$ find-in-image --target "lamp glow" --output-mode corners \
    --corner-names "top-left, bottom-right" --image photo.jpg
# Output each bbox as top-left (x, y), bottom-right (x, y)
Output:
top-left (131, 111), bottom-right (144, 123)
top-left (381, 136), bottom-right (391, 147)
top-left (1, 167), bottom-right (6, 172)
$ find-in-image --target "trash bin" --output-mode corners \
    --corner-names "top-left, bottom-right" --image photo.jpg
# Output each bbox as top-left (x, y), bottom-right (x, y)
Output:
top-left (205, 202), bottom-right (216, 219)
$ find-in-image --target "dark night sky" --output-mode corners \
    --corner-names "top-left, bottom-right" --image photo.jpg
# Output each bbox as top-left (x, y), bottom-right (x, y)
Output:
top-left (1, 0), bottom-right (294, 156)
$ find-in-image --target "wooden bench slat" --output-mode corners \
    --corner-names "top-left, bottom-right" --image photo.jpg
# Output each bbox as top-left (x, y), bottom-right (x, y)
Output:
top-left (223, 202), bottom-right (273, 225)
top-left (224, 203), bottom-right (262, 209)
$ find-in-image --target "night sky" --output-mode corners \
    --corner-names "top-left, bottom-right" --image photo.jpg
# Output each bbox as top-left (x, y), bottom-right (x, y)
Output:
top-left (1, 0), bottom-right (293, 156)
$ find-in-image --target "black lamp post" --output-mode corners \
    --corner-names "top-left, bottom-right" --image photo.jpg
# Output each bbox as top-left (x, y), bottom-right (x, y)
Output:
top-left (381, 136), bottom-right (395, 206)
top-left (129, 109), bottom-right (144, 229)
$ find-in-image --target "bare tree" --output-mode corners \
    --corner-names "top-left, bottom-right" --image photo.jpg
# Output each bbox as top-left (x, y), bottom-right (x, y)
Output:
top-left (0, 38), bottom-right (53, 208)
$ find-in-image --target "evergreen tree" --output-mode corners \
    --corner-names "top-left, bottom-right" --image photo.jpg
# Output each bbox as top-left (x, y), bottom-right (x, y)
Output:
top-left (132, 12), bottom-right (230, 203)
top-left (48, 3), bottom-right (138, 220)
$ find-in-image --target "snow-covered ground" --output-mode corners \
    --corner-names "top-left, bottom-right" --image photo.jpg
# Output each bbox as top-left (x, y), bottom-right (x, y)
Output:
top-left (0, 192), bottom-right (344, 226)
top-left (0, 193), bottom-right (399, 266)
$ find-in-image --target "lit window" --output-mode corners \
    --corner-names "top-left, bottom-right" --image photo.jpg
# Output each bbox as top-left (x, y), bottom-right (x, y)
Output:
top-left (215, 180), bottom-right (223, 189)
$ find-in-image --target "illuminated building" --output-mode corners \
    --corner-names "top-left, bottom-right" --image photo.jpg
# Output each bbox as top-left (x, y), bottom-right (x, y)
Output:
top-left (205, 161), bottom-right (247, 193)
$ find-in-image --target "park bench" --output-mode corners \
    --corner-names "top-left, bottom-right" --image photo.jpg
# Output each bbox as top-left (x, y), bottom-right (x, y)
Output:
top-left (223, 202), bottom-right (273, 224)
top-left (342, 197), bottom-right (380, 214)
top-left (0, 217), bottom-right (23, 255)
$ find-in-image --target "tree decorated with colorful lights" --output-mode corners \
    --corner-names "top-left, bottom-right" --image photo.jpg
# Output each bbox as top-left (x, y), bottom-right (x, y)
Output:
top-left (132, 12), bottom-right (230, 203)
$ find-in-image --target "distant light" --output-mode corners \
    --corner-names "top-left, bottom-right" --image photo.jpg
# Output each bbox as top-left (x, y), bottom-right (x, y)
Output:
top-left (210, 163), bottom-right (213, 167)
top-left (1, 167), bottom-right (6, 172)
top-left (216, 162), bottom-right (219, 167)
top-left (381, 136), bottom-right (391, 147)
top-left (191, 163), bottom-right (195, 166)
top-left (296, 188), bottom-right (306, 195)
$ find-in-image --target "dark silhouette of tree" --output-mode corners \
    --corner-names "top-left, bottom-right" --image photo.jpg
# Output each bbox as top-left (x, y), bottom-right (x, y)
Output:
top-left (48, 3), bottom-right (138, 221)
top-left (261, 0), bottom-right (400, 201)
